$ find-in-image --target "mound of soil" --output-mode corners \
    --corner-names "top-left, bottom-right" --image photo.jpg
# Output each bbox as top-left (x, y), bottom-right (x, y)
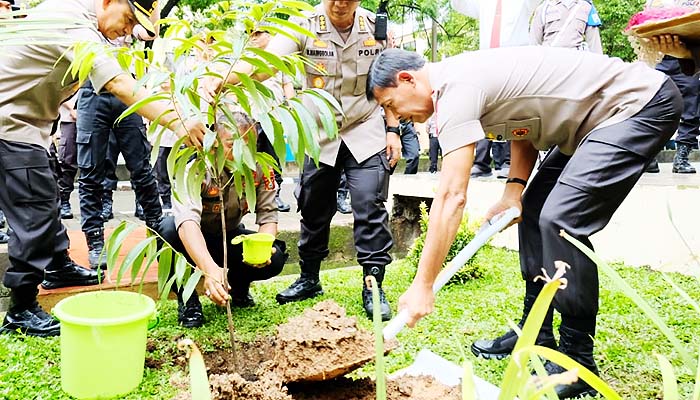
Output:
top-left (180, 300), bottom-right (460, 399)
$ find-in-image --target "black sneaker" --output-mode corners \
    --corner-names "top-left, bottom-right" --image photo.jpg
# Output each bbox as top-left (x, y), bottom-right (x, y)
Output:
top-left (539, 360), bottom-right (598, 399)
top-left (471, 327), bottom-right (557, 360)
top-left (60, 200), bottom-right (74, 220)
top-left (275, 195), bottom-right (291, 212)
top-left (231, 293), bottom-right (256, 308)
top-left (1, 302), bottom-right (60, 337)
top-left (276, 276), bottom-right (323, 304)
top-left (41, 252), bottom-right (101, 290)
top-left (362, 286), bottom-right (392, 321)
top-left (177, 294), bottom-right (204, 328)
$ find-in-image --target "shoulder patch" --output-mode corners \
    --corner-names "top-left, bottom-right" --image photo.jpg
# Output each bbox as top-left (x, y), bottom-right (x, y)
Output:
top-left (587, 3), bottom-right (602, 27)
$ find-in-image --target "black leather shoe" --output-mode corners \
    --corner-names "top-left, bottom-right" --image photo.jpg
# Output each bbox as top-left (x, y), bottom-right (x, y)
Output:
top-left (231, 293), bottom-right (256, 308)
top-left (276, 276), bottom-right (323, 304)
top-left (86, 230), bottom-right (107, 270)
top-left (275, 195), bottom-right (291, 212)
top-left (41, 252), bottom-right (101, 290)
top-left (471, 327), bottom-right (557, 360)
top-left (541, 360), bottom-right (598, 399)
top-left (1, 303), bottom-right (60, 337)
top-left (60, 200), bottom-right (74, 220)
top-left (101, 194), bottom-right (114, 221)
top-left (672, 144), bottom-right (696, 174)
top-left (470, 166), bottom-right (493, 178)
top-left (362, 286), bottom-right (392, 321)
top-left (0, 230), bottom-right (8, 244)
top-left (645, 159), bottom-right (660, 173)
top-left (336, 192), bottom-right (351, 214)
top-left (178, 294), bottom-right (204, 328)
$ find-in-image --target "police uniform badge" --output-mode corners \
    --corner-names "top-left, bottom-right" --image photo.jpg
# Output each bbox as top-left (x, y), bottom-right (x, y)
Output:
top-left (312, 76), bottom-right (325, 88)
top-left (313, 39), bottom-right (328, 48)
top-left (512, 128), bottom-right (529, 138)
top-left (315, 62), bottom-right (327, 74)
top-left (358, 15), bottom-right (368, 33)
top-left (363, 38), bottom-right (376, 47)
top-left (317, 15), bottom-right (329, 33)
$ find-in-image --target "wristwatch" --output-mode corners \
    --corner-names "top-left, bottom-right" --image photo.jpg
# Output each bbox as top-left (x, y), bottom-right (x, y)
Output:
top-left (386, 126), bottom-right (400, 135)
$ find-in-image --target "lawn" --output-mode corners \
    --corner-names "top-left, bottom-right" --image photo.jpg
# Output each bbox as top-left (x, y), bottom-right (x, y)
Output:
top-left (1, 245), bottom-right (699, 399)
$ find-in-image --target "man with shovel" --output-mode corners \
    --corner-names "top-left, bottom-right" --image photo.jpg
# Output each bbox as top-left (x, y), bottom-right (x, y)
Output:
top-left (0, 0), bottom-right (206, 337)
top-left (367, 47), bottom-right (681, 398)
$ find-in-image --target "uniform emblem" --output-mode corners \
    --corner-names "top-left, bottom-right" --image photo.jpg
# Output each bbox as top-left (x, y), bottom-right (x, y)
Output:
top-left (512, 128), bottom-right (529, 137)
top-left (358, 16), bottom-right (367, 32)
top-left (312, 77), bottom-right (325, 88)
top-left (313, 39), bottom-right (328, 48)
top-left (318, 15), bottom-right (328, 33)
top-left (263, 170), bottom-right (277, 190)
top-left (315, 62), bottom-right (327, 74)
top-left (206, 185), bottom-right (220, 197)
top-left (363, 38), bottom-right (376, 47)
top-left (211, 203), bottom-right (221, 213)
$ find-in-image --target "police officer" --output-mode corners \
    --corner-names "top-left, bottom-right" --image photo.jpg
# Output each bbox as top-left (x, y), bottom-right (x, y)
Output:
top-left (530, 0), bottom-right (603, 53)
top-left (57, 98), bottom-right (79, 219)
top-left (158, 112), bottom-right (288, 328)
top-left (206, 0), bottom-right (400, 321)
top-left (0, 0), bottom-right (206, 337)
top-left (399, 119), bottom-right (420, 174)
top-left (368, 48), bottom-right (681, 398)
top-left (76, 7), bottom-right (164, 271)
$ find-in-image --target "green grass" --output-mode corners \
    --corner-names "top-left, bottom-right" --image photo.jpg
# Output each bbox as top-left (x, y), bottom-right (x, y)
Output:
top-left (2, 246), bottom-right (700, 399)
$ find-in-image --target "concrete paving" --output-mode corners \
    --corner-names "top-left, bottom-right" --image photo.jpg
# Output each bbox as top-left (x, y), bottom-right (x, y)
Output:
top-left (389, 161), bottom-right (700, 276)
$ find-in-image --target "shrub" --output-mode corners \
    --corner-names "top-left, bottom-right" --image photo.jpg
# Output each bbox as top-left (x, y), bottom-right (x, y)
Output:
top-left (405, 202), bottom-right (484, 285)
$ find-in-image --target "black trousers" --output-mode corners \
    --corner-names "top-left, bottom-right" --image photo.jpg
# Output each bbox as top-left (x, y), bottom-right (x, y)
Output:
top-left (153, 146), bottom-right (172, 203)
top-left (400, 123), bottom-right (420, 174)
top-left (76, 87), bottom-right (162, 234)
top-left (297, 142), bottom-right (393, 272)
top-left (656, 56), bottom-right (700, 146)
top-left (57, 122), bottom-right (78, 201)
top-left (473, 139), bottom-right (510, 171)
top-left (518, 79), bottom-right (681, 331)
top-left (157, 216), bottom-right (287, 292)
top-left (0, 139), bottom-right (69, 289)
top-left (428, 136), bottom-right (441, 172)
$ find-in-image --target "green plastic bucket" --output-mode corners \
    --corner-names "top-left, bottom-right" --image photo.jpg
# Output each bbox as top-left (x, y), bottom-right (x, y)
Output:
top-left (53, 291), bottom-right (156, 399)
top-left (231, 232), bottom-right (275, 264)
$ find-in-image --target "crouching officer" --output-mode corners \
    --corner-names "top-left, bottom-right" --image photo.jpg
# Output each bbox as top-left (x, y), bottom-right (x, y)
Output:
top-left (157, 112), bottom-right (288, 328)
top-left (368, 48), bottom-right (681, 398)
top-left (0, 0), bottom-right (206, 337)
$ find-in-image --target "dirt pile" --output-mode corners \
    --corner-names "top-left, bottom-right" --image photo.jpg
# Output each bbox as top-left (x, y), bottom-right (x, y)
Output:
top-left (181, 300), bottom-right (459, 399)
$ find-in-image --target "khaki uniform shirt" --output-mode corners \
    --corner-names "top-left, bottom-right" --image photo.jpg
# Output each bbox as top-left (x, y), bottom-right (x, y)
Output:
top-left (430, 46), bottom-right (666, 156)
top-left (450, 0), bottom-right (539, 49)
top-left (530, 0), bottom-right (602, 53)
top-left (0, 0), bottom-right (124, 149)
top-left (173, 166), bottom-right (278, 236)
top-left (266, 5), bottom-right (388, 165)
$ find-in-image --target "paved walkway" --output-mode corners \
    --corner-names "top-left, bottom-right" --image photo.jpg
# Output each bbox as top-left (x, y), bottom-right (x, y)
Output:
top-left (55, 160), bottom-right (700, 275)
top-left (390, 161), bottom-right (700, 276)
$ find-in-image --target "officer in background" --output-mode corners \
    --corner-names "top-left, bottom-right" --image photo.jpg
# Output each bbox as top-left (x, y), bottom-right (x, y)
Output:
top-left (530, 0), bottom-right (603, 53)
top-left (206, 0), bottom-right (400, 320)
top-left (399, 119), bottom-right (420, 174)
top-left (76, 9), bottom-right (164, 271)
top-left (0, 0), bottom-right (206, 337)
top-left (57, 98), bottom-right (79, 219)
top-left (158, 112), bottom-right (287, 328)
top-left (451, 0), bottom-right (540, 179)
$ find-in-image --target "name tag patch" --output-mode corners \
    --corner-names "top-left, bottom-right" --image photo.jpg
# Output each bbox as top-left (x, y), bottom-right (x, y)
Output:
top-left (307, 49), bottom-right (336, 57)
top-left (358, 48), bottom-right (381, 57)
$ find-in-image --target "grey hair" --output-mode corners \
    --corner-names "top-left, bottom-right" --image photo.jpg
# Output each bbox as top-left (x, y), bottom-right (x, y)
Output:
top-left (366, 48), bottom-right (426, 101)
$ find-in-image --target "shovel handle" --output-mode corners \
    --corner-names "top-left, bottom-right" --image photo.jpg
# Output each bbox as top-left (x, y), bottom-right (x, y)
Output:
top-left (383, 309), bottom-right (410, 340)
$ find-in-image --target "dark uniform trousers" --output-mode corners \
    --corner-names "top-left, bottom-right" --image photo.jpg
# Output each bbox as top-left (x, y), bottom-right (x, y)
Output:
top-left (473, 139), bottom-right (511, 171)
top-left (656, 56), bottom-right (700, 147)
top-left (157, 216), bottom-right (287, 292)
top-left (76, 85), bottom-right (162, 234)
top-left (518, 79), bottom-right (681, 332)
top-left (428, 136), bottom-right (441, 172)
top-left (0, 139), bottom-right (69, 289)
top-left (400, 123), bottom-right (420, 174)
top-left (57, 121), bottom-right (78, 202)
top-left (297, 142), bottom-right (393, 277)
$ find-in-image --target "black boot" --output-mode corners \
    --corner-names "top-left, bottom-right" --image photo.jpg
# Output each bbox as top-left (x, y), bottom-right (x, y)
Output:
top-left (177, 290), bottom-right (204, 328)
top-left (362, 265), bottom-right (392, 321)
top-left (1, 286), bottom-right (60, 337)
top-left (101, 191), bottom-right (114, 221)
top-left (275, 194), bottom-right (291, 213)
top-left (60, 197), bottom-right (73, 220)
top-left (336, 191), bottom-right (351, 214)
top-left (276, 261), bottom-right (323, 304)
top-left (41, 250), bottom-right (101, 289)
top-left (230, 281), bottom-right (255, 308)
top-left (86, 230), bottom-right (107, 270)
top-left (472, 284), bottom-right (556, 360)
top-left (672, 143), bottom-right (696, 174)
top-left (540, 325), bottom-right (598, 399)
top-left (134, 201), bottom-right (145, 221)
top-left (645, 158), bottom-right (660, 173)
top-left (161, 195), bottom-right (172, 210)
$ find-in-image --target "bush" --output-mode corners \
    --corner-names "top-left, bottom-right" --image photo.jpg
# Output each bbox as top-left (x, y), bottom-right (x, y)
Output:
top-left (596, 0), bottom-right (646, 61)
top-left (405, 203), bottom-right (484, 285)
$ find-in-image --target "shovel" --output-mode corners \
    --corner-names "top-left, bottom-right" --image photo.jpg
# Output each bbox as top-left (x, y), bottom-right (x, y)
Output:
top-left (383, 207), bottom-right (521, 340)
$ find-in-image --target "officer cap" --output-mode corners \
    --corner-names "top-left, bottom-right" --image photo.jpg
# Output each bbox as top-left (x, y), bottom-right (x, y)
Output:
top-left (127, 0), bottom-right (158, 37)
